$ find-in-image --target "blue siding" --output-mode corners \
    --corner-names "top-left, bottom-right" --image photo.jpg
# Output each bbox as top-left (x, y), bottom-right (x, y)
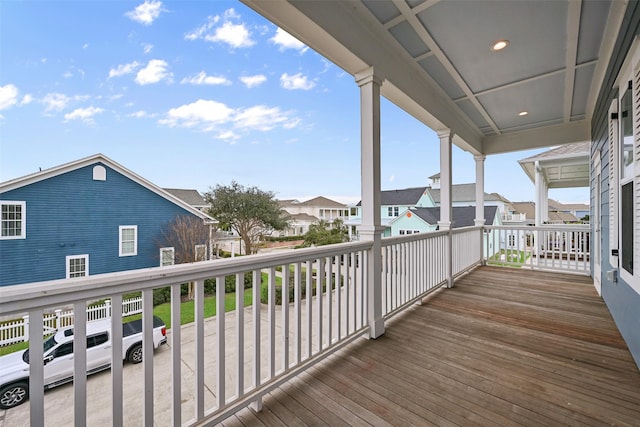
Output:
top-left (591, 1), bottom-right (640, 368)
top-left (0, 162), bottom-right (198, 286)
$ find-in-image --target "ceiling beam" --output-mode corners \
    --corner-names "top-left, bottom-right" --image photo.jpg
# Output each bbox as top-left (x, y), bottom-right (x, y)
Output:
top-left (483, 120), bottom-right (591, 155)
top-left (563, 1), bottom-right (581, 123)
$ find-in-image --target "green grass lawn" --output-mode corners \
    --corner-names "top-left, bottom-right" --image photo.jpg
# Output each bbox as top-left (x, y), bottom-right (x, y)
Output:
top-left (488, 249), bottom-right (530, 266)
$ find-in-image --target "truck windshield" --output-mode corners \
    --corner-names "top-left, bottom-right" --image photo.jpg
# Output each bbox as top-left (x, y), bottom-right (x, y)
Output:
top-left (22, 335), bottom-right (59, 364)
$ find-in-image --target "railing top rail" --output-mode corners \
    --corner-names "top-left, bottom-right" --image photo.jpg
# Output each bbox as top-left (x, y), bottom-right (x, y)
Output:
top-left (0, 240), bottom-right (372, 316)
top-left (485, 224), bottom-right (590, 231)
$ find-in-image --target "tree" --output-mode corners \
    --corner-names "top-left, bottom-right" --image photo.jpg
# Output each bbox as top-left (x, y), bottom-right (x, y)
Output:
top-left (205, 181), bottom-right (289, 255)
top-left (301, 219), bottom-right (349, 247)
top-left (156, 215), bottom-right (211, 300)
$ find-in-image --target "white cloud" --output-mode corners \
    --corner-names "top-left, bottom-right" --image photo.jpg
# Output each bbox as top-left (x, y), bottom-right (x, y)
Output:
top-left (129, 110), bottom-right (150, 118)
top-left (0, 84), bottom-right (19, 110)
top-left (64, 106), bottom-right (104, 123)
top-left (125, 0), bottom-right (164, 25)
top-left (233, 105), bottom-right (296, 131)
top-left (280, 73), bottom-right (315, 90)
top-left (82, 43), bottom-right (89, 49)
top-left (181, 71), bottom-right (231, 86)
top-left (240, 74), bottom-right (266, 88)
top-left (185, 9), bottom-right (254, 48)
top-left (41, 93), bottom-right (71, 112)
top-left (109, 61), bottom-right (140, 78)
top-left (135, 59), bottom-right (172, 85)
top-left (159, 99), bottom-right (300, 134)
top-left (389, 175), bottom-right (395, 183)
top-left (270, 28), bottom-right (308, 52)
top-left (142, 43), bottom-right (154, 54)
top-left (160, 99), bottom-right (234, 128)
top-left (217, 130), bottom-right (240, 141)
top-left (21, 94), bottom-right (33, 105)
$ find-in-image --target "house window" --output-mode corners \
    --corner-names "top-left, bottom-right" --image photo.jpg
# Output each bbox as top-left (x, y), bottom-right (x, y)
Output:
top-left (195, 244), bottom-right (206, 261)
top-left (66, 254), bottom-right (89, 278)
top-left (350, 207), bottom-right (357, 216)
top-left (508, 235), bottom-right (516, 247)
top-left (619, 83), bottom-right (635, 276)
top-left (1, 201), bottom-right (26, 239)
top-left (160, 247), bottom-right (174, 266)
top-left (399, 229), bottom-right (420, 235)
top-left (609, 43), bottom-right (639, 288)
top-left (119, 225), bottom-right (137, 256)
top-left (388, 207), bottom-right (399, 217)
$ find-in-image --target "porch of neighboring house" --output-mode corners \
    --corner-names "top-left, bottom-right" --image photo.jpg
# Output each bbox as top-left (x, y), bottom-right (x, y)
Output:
top-left (223, 266), bottom-right (640, 427)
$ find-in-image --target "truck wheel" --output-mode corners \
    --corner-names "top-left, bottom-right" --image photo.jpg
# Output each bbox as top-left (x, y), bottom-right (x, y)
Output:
top-left (0, 382), bottom-right (29, 409)
top-left (127, 344), bottom-right (143, 364)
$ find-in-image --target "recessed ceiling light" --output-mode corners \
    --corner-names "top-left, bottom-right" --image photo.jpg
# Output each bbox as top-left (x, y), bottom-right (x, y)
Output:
top-left (518, 111), bottom-right (528, 116)
top-left (491, 40), bottom-right (509, 51)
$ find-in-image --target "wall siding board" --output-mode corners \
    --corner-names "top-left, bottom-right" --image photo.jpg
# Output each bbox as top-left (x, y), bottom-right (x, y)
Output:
top-left (0, 163), bottom-right (197, 287)
top-left (590, 1), bottom-right (640, 368)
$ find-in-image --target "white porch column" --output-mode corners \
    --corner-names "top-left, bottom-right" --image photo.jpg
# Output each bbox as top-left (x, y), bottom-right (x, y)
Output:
top-left (474, 155), bottom-right (486, 226)
top-left (437, 129), bottom-right (454, 288)
top-left (534, 161), bottom-right (543, 227)
top-left (355, 67), bottom-right (385, 339)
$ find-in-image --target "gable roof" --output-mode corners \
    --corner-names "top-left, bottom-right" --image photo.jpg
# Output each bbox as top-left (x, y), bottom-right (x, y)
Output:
top-left (0, 154), bottom-right (216, 223)
top-left (356, 186), bottom-right (428, 206)
top-left (299, 196), bottom-right (347, 208)
top-left (510, 201), bottom-right (580, 222)
top-left (410, 206), bottom-right (499, 228)
top-left (428, 183), bottom-right (507, 204)
top-left (163, 188), bottom-right (207, 207)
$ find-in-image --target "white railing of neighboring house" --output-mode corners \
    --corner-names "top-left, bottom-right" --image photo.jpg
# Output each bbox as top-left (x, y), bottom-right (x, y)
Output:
top-left (0, 297), bottom-right (144, 346)
top-left (484, 225), bottom-right (590, 274)
top-left (501, 213), bottom-right (528, 221)
top-left (0, 224), bottom-right (587, 425)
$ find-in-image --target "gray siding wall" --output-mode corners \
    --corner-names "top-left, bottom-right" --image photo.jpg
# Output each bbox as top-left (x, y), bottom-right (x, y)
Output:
top-left (591, 1), bottom-right (640, 368)
top-left (0, 163), bottom-right (197, 286)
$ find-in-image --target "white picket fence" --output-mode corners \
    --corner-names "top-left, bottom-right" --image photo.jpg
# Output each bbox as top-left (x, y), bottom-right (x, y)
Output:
top-left (0, 296), bottom-right (143, 346)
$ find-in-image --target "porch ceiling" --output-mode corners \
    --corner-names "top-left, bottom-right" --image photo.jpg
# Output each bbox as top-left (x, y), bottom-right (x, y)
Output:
top-left (241, 0), bottom-right (627, 156)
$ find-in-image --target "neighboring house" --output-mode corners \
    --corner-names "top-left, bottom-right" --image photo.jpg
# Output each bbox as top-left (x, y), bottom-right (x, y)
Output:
top-left (347, 186), bottom-right (435, 238)
top-left (508, 201), bottom-right (580, 225)
top-left (388, 206), bottom-right (502, 257)
top-left (279, 196), bottom-right (349, 236)
top-left (426, 173), bottom-right (511, 212)
top-left (163, 188), bottom-right (208, 211)
top-left (0, 154), bottom-right (215, 287)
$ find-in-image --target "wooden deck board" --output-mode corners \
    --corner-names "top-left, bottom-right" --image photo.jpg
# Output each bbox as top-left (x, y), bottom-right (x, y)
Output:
top-left (223, 266), bottom-right (640, 427)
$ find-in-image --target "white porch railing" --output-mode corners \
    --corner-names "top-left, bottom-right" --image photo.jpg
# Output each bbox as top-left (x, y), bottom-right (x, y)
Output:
top-left (483, 225), bottom-right (590, 274)
top-left (0, 224), bottom-right (588, 425)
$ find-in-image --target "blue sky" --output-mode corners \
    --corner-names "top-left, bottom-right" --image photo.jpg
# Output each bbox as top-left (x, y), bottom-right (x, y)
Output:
top-left (0, 0), bottom-right (588, 205)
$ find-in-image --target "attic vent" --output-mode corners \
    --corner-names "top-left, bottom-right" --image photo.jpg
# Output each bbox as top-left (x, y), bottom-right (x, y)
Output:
top-left (93, 165), bottom-right (106, 181)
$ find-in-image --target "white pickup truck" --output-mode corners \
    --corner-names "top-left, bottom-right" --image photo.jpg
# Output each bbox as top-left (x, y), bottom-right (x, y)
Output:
top-left (0, 316), bottom-right (167, 410)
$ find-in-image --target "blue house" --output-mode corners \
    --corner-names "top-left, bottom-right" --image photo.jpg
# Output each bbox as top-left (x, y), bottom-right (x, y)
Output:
top-left (0, 154), bottom-right (215, 287)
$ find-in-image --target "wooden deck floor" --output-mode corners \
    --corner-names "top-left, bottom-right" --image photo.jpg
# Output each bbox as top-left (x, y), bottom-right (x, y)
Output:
top-left (222, 266), bottom-right (640, 427)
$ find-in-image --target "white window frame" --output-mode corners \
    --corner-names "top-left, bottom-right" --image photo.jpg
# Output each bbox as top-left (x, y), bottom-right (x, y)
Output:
top-left (195, 244), bottom-right (206, 261)
top-left (119, 225), bottom-right (138, 257)
top-left (66, 254), bottom-right (89, 279)
top-left (1, 201), bottom-right (26, 240)
top-left (611, 38), bottom-right (640, 291)
top-left (160, 247), bottom-right (174, 267)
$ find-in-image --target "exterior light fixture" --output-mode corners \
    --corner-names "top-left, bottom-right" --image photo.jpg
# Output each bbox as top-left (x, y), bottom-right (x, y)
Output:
top-left (491, 40), bottom-right (509, 51)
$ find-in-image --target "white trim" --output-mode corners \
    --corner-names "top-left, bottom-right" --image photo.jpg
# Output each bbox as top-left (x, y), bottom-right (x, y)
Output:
top-left (119, 225), bottom-right (138, 257)
top-left (160, 247), bottom-right (175, 267)
top-left (613, 38), bottom-right (640, 292)
top-left (0, 200), bottom-right (26, 240)
top-left (66, 254), bottom-right (89, 279)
